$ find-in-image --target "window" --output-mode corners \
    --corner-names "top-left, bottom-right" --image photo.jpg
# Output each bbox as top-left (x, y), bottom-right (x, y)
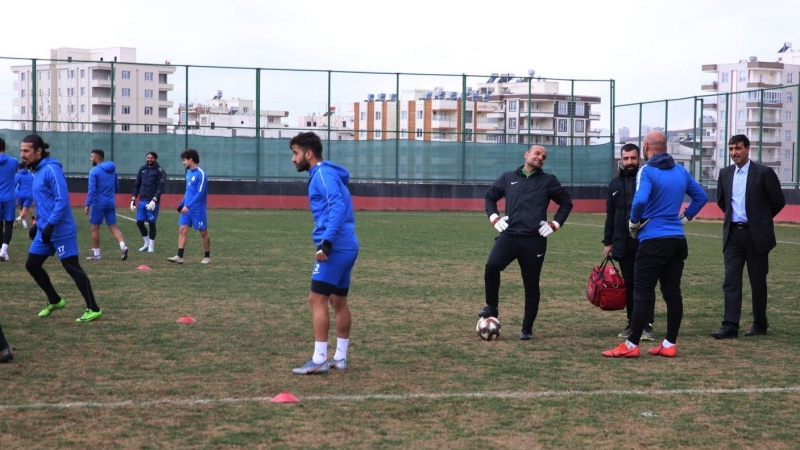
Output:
top-left (121, 70), bottom-right (131, 79)
top-left (21, 73), bottom-right (26, 81)
top-left (306, 121), bottom-right (312, 126)
top-left (375, 129), bottom-right (382, 138)
top-left (401, 128), bottom-right (407, 138)
top-left (418, 110), bottom-right (423, 120)
top-left (788, 93), bottom-right (794, 103)
top-left (144, 106), bottom-right (153, 115)
top-left (575, 120), bottom-right (585, 132)
top-left (21, 90), bottom-right (25, 98)
top-left (739, 71), bottom-right (747, 82)
top-left (375, 111), bottom-right (381, 120)
top-left (268, 117), bottom-right (274, 123)
top-left (738, 110), bottom-right (745, 120)
top-left (465, 111), bottom-right (473, 122)
top-left (70, 88), bottom-right (76, 96)
top-left (80, 69), bottom-right (85, 78)
top-left (784, 168), bottom-right (790, 179)
top-left (145, 90), bottom-right (153, 99)
top-left (558, 137), bottom-right (568, 146)
top-left (558, 119), bottom-right (568, 132)
top-left (144, 125), bottom-right (153, 132)
top-left (121, 124), bottom-right (130, 132)
top-left (558, 102), bottom-right (567, 115)
top-left (508, 135), bottom-right (517, 143)
top-left (785, 149), bottom-right (791, 160)
top-left (737, 128), bottom-right (745, 135)
top-left (508, 101), bottom-right (516, 112)
top-left (787, 111), bottom-right (793, 122)
top-left (58, 71), bottom-right (62, 79)
top-left (360, 130), bottom-right (366, 139)
top-left (416, 128), bottom-right (423, 138)
top-left (342, 121), bottom-right (346, 127)
top-left (122, 88), bottom-right (131, 97)
top-left (68, 105), bottom-right (75, 113)
top-left (360, 112), bottom-right (365, 120)
top-left (719, 149), bottom-right (725, 159)
top-left (80, 105), bottom-right (86, 113)
top-left (401, 110), bottom-right (408, 120)
top-left (122, 105), bottom-right (131, 114)
top-left (144, 72), bottom-right (153, 81)
top-left (58, 88), bottom-right (62, 96)
top-left (721, 72), bottom-right (729, 83)
top-left (69, 70), bottom-right (75, 79)
top-left (787, 73), bottom-right (794, 83)
top-left (21, 106), bottom-right (26, 115)
top-left (786, 130), bottom-right (792, 141)
top-left (80, 87), bottom-right (85, 96)
top-left (575, 103), bottom-right (585, 116)
top-left (508, 118), bottom-right (516, 129)
top-left (243, 107), bottom-right (249, 114)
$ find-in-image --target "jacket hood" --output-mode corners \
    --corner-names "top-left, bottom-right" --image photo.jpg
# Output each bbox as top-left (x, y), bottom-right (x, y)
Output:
top-left (314, 160), bottom-right (350, 184)
top-left (34, 157), bottom-right (62, 171)
top-left (0, 153), bottom-right (12, 166)
top-left (97, 161), bottom-right (116, 173)
top-left (646, 152), bottom-right (675, 170)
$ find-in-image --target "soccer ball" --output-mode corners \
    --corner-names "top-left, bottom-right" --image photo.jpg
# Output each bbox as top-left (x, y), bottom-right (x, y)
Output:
top-left (476, 317), bottom-right (501, 341)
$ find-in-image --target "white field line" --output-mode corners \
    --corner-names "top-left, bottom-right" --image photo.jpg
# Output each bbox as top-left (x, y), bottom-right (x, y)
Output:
top-left (568, 221), bottom-right (800, 245)
top-left (115, 213), bottom-right (137, 222)
top-left (2, 386), bottom-right (800, 411)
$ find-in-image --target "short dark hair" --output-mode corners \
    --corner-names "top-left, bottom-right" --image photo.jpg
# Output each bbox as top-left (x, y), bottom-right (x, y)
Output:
top-left (18, 162), bottom-right (25, 170)
top-left (91, 149), bottom-right (105, 159)
top-left (21, 134), bottom-right (50, 158)
top-left (147, 151), bottom-right (158, 160)
top-left (289, 132), bottom-right (323, 159)
top-left (180, 149), bottom-right (200, 164)
top-left (0, 138), bottom-right (5, 152)
top-left (620, 143), bottom-right (640, 156)
top-left (728, 134), bottom-right (750, 148)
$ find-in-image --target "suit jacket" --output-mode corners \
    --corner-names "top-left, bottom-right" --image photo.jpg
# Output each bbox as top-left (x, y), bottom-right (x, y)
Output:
top-left (717, 160), bottom-right (786, 253)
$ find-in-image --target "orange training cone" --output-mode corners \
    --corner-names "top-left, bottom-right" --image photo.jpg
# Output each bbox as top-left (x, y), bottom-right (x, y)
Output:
top-left (271, 392), bottom-right (299, 403)
top-left (176, 316), bottom-right (196, 324)
top-left (137, 265), bottom-right (151, 271)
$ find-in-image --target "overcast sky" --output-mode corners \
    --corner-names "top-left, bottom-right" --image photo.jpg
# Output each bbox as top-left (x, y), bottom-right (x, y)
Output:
top-left (2, 0), bottom-right (798, 133)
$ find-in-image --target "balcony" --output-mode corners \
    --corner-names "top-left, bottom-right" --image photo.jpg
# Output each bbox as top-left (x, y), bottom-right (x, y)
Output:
top-left (91, 95), bottom-right (112, 105)
top-left (158, 117), bottom-right (173, 124)
top-left (431, 100), bottom-right (459, 110)
top-left (747, 61), bottom-right (784, 70)
top-left (702, 101), bottom-right (718, 109)
top-left (701, 82), bottom-right (718, 91)
top-left (159, 100), bottom-right (174, 108)
top-left (750, 140), bottom-right (782, 148)
top-left (701, 64), bottom-right (718, 72)
top-left (431, 119), bottom-right (457, 128)
top-left (747, 82), bottom-right (781, 89)
top-left (486, 112), bottom-right (505, 119)
top-left (475, 121), bottom-right (501, 130)
top-left (746, 120), bottom-right (782, 128)
top-left (91, 114), bottom-right (111, 122)
top-left (702, 121), bottom-right (716, 128)
top-left (520, 109), bottom-right (553, 118)
top-left (746, 102), bottom-right (782, 109)
top-left (159, 83), bottom-right (174, 91)
top-left (519, 127), bottom-right (554, 135)
top-left (763, 160), bottom-right (782, 167)
top-left (588, 113), bottom-right (601, 120)
top-left (91, 77), bottom-right (111, 87)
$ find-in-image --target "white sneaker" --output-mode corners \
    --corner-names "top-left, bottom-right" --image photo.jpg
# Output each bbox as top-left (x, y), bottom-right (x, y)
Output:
top-left (200, 257), bottom-right (211, 264)
top-left (138, 245), bottom-right (148, 252)
top-left (167, 255), bottom-right (184, 264)
top-left (0, 252), bottom-right (8, 262)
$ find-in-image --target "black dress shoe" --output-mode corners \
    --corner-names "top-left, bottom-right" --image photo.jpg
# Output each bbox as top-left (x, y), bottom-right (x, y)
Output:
top-left (478, 305), bottom-right (499, 318)
top-left (519, 331), bottom-right (532, 341)
top-left (710, 327), bottom-right (738, 339)
top-left (0, 346), bottom-right (13, 363)
top-left (744, 326), bottom-right (767, 337)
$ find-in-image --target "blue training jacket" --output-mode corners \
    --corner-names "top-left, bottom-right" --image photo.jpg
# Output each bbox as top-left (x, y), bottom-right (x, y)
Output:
top-left (85, 161), bottom-right (119, 208)
top-left (0, 153), bottom-right (19, 202)
top-left (631, 152), bottom-right (708, 242)
top-left (15, 168), bottom-right (33, 199)
top-left (307, 161), bottom-right (358, 251)
top-left (31, 157), bottom-right (78, 240)
top-left (178, 167), bottom-right (208, 211)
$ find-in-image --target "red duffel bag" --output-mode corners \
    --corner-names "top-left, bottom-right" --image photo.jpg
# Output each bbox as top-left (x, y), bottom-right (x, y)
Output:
top-left (586, 257), bottom-right (626, 311)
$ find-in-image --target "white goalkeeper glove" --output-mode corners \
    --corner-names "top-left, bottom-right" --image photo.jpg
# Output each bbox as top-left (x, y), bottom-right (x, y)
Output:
top-left (130, 199), bottom-right (137, 212)
top-left (629, 218), bottom-right (651, 239)
top-left (489, 213), bottom-right (509, 232)
top-left (538, 220), bottom-right (560, 237)
top-left (146, 199), bottom-right (157, 211)
top-left (679, 213), bottom-right (691, 225)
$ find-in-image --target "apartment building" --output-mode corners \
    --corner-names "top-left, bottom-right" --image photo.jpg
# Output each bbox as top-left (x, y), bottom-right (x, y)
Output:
top-left (701, 42), bottom-right (800, 182)
top-left (296, 108), bottom-right (355, 140)
top-left (175, 91), bottom-right (289, 138)
top-left (11, 47), bottom-right (176, 133)
top-left (352, 73), bottom-right (601, 145)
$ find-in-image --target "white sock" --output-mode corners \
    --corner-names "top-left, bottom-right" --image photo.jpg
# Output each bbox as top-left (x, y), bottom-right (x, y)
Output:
top-left (333, 338), bottom-right (349, 361)
top-left (312, 341), bottom-right (328, 364)
top-left (143, 236), bottom-right (151, 246)
top-left (93, 248), bottom-right (100, 256)
top-left (22, 220), bottom-right (27, 227)
top-left (1, 243), bottom-right (7, 253)
top-left (661, 339), bottom-right (675, 348)
top-left (15, 216), bottom-right (21, 221)
top-left (625, 340), bottom-right (638, 349)
top-left (149, 239), bottom-right (155, 250)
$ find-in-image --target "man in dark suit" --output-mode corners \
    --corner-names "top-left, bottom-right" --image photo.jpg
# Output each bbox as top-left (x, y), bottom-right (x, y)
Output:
top-left (711, 134), bottom-right (785, 339)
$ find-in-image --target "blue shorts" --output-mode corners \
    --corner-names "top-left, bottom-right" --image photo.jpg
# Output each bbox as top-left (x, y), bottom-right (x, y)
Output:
top-left (311, 248), bottom-right (358, 289)
top-left (89, 206), bottom-right (117, 226)
top-left (17, 196), bottom-right (33, 208)
top-left (179, 209), bottom-right (208, 230)
top-left (135, 201), bottom-right (160, 223)
top-left (29, 234), bottom-right (80, 259)
top-left (0, 199), bottom-right (15, 221)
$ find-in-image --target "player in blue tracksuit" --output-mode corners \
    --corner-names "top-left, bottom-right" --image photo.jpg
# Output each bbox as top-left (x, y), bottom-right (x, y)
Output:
top-left (289, 132), bottom-right (359, 375)
top-left (15, 162), bottom-right (34, 229)
top-left (0, 138), bottom-right (19, 261)
top-left (19, 134), bottom-right (102, 323)
top-left (131, 152), bottom-right (166, 252)
top-left (603, 131), bottom-right (707, 358)
top-left (167, 149), bottom-right (210, 265)
top-left (84, 149), bottom-right (128, 261)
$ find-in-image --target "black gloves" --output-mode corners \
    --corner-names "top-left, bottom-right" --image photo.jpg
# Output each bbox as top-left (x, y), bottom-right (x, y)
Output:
top-left (28, 224), bottom-right (38, 241)
top-left (41, 224), bottom-right (55, 244)
top-left (177, 206), bottom-right (183, 213)
top-left (316, 239), bottom-right (332, 256)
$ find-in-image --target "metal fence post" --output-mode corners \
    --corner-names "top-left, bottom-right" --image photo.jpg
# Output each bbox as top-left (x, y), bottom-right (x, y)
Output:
top-left (32, 59), bottom-right (37, 133)
top-left (255, 68), bottom-right (261, 181)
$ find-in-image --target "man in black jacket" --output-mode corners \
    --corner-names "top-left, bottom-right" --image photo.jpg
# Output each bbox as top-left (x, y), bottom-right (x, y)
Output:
top-left (602, 144), bottom-right (654, 341)
top-left (479, 145), bottom-right (573, 340)
top-left (131, 152), bottom-right (167, 253)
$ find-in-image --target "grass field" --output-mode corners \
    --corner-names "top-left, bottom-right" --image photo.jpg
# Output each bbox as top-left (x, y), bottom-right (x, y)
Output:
top-left (2, 208), bottom-right (800, 449)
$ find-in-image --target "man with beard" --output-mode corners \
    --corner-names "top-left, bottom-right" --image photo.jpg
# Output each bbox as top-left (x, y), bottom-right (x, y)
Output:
top-left (603, 144), bottom-right (654, 340)
top-left (84, 149), bottom-right (128, 261)
top-left (603, 131), bottom-right (706, 358)
top-left (289, 132), bottom-right (359, 374)
top-left (131, 152), bottom-right (166, 253)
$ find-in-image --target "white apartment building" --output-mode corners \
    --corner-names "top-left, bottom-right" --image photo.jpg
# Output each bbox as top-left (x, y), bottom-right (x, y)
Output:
top-left (352, 73), bottom-right (601, 145)
top-left (701, 42), bottom-right (800, 182)
top-left (296, 109), bottom-right (355, 140)
top-left (175, 91), bottom-right (289, 138)
top-left (11, 47), bottom-right (176, 133)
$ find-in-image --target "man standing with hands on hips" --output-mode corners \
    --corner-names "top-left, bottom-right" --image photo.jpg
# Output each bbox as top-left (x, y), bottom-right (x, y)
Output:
top-left (710, 135), bottom-right (785, 339)
top-left (479, 145), bottom-right (573, 341)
